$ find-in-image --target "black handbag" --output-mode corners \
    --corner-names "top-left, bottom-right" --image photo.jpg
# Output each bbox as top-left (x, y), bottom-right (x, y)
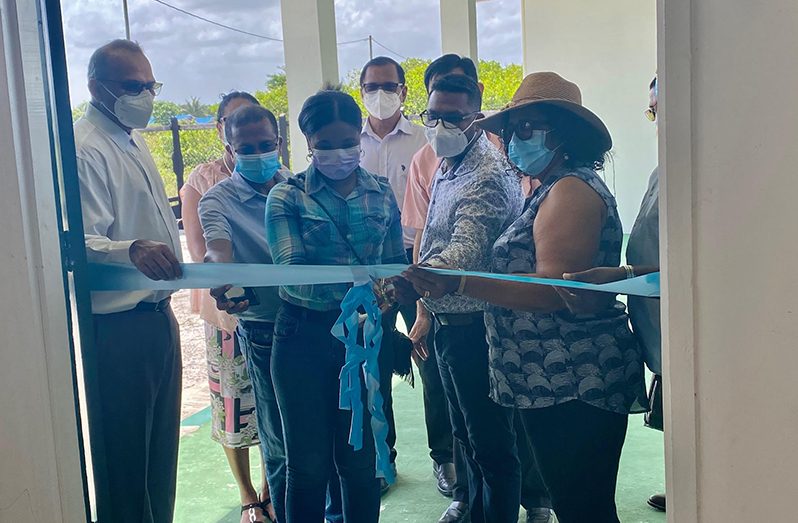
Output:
top-left (285, 177), bottom-right (414, 382)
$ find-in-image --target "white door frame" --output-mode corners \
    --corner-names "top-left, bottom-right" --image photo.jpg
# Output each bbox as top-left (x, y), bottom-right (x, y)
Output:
top-left (657, 0), bottom-right (700, 521)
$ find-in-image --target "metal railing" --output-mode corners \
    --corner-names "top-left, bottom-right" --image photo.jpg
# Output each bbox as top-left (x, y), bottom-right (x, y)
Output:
top-left (140, 115), bottom-right (291, 223)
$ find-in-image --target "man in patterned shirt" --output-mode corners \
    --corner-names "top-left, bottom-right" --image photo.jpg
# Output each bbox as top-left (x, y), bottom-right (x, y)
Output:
top-left (415, 74), bottom-right (528, 523)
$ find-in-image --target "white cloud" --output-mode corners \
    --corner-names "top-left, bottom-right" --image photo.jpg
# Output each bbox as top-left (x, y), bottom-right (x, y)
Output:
top-left (63, 0), bottom-right (522, 105)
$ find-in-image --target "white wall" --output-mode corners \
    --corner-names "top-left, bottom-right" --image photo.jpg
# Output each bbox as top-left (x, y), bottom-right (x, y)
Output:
top-left (0, 0), bottom-right (86, 521)
top-left (660, 0), bottom-right (798, 521)
top-left (521, 0), bottom-right (657, 231)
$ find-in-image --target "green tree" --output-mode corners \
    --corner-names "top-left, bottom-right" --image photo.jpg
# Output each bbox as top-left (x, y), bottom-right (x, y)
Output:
top-left (254, 70), bottom-right (289, 118)
top-left (72, 101), bottom-right (89, 122)
top-left (180, 96), bottom-right (211, 117)
top-left (151, 100), bottom-right (183, 126)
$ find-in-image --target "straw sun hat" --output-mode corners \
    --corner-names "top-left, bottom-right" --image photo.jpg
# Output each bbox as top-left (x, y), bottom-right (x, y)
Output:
top-left (477, 72), bottom-right (612, 152)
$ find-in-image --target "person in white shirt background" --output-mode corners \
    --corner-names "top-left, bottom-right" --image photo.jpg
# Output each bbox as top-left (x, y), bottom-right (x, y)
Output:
top-left (358, 55), bottom-right (428, 494)
top-left (74, 39), bottom-right (183, 523)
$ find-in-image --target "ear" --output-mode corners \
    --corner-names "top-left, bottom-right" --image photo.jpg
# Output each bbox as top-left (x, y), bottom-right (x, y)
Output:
top-left (400, 84), bottom-right (408, 104)
top-left (224, 143), bottom-right (235, 159)
top-left (88, 78), bottom-right (100, 101)
top-left (477, 81), bottom-right (485, 94)
top-left (216, 121), bottom-right (224, 142)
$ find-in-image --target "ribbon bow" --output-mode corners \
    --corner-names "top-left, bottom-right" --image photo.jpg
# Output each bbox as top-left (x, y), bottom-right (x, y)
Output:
top-left (331, 283), bottom-right (396, 484)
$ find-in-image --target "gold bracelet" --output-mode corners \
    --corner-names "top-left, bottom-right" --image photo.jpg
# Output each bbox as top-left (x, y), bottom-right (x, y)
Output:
top-left (623, 265), bottom-right (636, 279)
top-left (456, 274), bottom-right (468, 295)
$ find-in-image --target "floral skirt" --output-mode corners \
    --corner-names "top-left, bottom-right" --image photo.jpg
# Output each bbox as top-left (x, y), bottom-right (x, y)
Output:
top-left (205, 322), bottom-right (260, 448)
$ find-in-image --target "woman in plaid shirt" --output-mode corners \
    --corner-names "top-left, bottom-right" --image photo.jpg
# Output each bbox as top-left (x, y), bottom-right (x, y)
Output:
top-left (265, 87), bottom-right (405, 523)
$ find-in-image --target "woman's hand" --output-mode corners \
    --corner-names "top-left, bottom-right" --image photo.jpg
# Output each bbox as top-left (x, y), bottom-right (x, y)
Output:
top-left (402, 265), bottom-right (460, 300)
top-left (209, 284), bottom-right (251, 314)
top-left (553, 267), bottom-right (625, 315)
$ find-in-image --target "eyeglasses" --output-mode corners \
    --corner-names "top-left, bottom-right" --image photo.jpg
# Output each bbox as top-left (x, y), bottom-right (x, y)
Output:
top-left (99, 79), bottom-right (163, 96)
top-left (644, 106), bottom-right (657, 122)
top-left (361, 82), bottom-right (404, 94)
top-left (419, 110), bottom-right (478, 129)
top-left (501, 119), bottom-right (553, 143)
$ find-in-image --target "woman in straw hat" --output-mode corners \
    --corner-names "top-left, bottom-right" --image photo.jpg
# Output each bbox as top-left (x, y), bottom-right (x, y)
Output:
top-left (403, 72), bottom-right (647, 523)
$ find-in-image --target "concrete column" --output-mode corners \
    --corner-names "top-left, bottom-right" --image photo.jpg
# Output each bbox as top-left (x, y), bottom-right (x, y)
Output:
top-left (521, 0), bottom-right (657, 230)
top-left (279, 0), bottom-right (340, 171)
top-left (660, 0), bottom-right (798, 521)
top-left (440, 0), bottom-right (478, 60)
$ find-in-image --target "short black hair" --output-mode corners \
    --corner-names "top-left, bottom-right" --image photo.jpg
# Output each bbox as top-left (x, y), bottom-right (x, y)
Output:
top-left (217, 91), bottom-right (260, 121)
top-left (359, 56), bottom-right (405, 85)
top-left (430, 74), bottom-right (482, 112)
top-left (649, 76), bottom-right (657, 90)
top-left (298, 86), bottom-right (362, 137)
top-left (87, 39), bottom-right (145, 80)
top-left (224, 105), bottom-right (279, 143)
top-left (424, 54), bottom-right (478, 91)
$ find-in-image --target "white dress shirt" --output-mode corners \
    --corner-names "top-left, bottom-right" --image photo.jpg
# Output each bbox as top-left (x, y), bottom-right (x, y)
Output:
top-left (360, 115), bottom-right (428, 248)
top-left (74, 103), bottom-right (182, 314)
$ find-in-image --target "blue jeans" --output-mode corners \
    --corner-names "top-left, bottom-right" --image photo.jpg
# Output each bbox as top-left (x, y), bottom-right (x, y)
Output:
top-left (237, 321), bottom-right (287, 523)
top-left (238, 319), bottom-right (345, 523)
top-left (271, 301), bottom-right (380, 523)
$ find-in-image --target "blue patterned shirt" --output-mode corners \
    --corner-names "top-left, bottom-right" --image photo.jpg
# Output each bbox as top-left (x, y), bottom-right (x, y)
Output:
top-left (265, 165), bottom-right (406, 311)
top-left (419, 132), bottom-right (525, 313)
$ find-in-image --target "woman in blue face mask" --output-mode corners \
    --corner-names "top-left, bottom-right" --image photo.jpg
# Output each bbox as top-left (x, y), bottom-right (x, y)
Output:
top-left (264, 87), bottom-right (406, 523)
top-left (404, 72), bottom-right (647, 523)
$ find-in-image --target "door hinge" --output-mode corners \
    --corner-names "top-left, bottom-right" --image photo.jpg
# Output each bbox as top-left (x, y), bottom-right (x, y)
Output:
top-left (60, 231), bottom-right (75, 270)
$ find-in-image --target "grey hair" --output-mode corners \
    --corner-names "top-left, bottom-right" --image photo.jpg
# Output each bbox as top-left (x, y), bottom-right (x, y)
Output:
top-left (87, 39), bottom-right (145, 80)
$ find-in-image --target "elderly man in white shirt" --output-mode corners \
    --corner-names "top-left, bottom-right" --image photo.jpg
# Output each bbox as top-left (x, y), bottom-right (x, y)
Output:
top-left (74, 39), bottom-right (183, 523)
top-left (358, 55), bottom-right (427, 493)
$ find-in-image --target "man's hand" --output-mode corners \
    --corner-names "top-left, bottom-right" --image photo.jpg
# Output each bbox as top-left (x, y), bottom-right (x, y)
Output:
top-left (129, 240), bottom-right (183, 281)
top-left (389, 276), bottom-right (421, 305)
top-left (408, 304), bottom-right (431, 363)
top-left (554, 266), bottom-right (625, 315)
top-left (209, 284), bottom-right (251, 314)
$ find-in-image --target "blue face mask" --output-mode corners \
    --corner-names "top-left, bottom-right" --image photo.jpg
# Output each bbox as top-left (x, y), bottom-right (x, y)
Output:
top-left (311, 145), bottom-right (362, 181)
top-left (235, 150), bottom-right (281, 184)
top-left (507, 130), bottom-right (557, 177)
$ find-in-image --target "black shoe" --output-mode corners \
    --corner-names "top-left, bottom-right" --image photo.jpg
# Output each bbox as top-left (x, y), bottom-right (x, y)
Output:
top-left (433, 461), bottom-right (456, 497)
top-left (438, 501), bottom-right (469, 523)
top-left (647, 493), bottom-right (666, 512)
top-left (526, 507), bottom-right (555, 523)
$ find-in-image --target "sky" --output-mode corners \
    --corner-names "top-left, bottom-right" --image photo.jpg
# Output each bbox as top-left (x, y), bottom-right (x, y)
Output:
top-left (62, 0), bottom-right (523, 106)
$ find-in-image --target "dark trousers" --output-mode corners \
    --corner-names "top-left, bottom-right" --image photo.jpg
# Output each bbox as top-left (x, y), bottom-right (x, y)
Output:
top-left (401, 305), bottom-right (455, 468)
top-left (238, 319), bottom-right (344, 523)
top-left (434, 315), bottom-right (521, 523)
top-left (88, 306), bottom-right (181, 523)
top-left (519, 401), bottom-right (629, 523)
top-left (271, 301), bottom-right (380, 523)
top-left (379, 310), bottom-right (397, 465)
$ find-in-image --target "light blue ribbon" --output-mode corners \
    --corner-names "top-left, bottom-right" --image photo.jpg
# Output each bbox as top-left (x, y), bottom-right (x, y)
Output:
top-left (87, 263), bottom-right (660, 297)
top-left (86, 262), bottom-right (659, 485)
top-left (331, 284), bottom-right (395, 484)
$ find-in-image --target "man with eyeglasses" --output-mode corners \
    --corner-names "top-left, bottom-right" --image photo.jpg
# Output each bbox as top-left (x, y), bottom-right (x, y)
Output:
top-left (410, 73), bottom-right (527, 523)
top-left (358, 56), bottom-right (428, 494)
top-left (74, 39), bottom-right (182, 522)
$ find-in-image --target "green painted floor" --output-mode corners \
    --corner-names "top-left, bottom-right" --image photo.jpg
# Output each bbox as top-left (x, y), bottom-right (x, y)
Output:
top-left (175, 377), bottom-right (666, 523)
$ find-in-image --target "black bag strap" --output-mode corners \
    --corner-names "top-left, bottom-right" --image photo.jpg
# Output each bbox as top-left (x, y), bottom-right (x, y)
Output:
top-left (286, 177), bottom-right (366, 266)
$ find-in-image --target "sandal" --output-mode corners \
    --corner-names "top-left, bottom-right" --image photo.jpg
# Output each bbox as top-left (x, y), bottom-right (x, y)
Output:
top-left (241, 502), bottom-right (269, 523)
top-left (260, 498), bottom-right (276, 523)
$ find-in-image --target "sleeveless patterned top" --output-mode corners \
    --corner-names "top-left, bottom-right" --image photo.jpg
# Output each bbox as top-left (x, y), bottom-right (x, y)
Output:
top-left (485, 167), bottom-right (647, 415)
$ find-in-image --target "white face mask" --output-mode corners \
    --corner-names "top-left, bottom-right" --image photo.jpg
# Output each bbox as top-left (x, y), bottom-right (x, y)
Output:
top-left (363, 89), bottom-right (402, 120)
top-left (424, 121), bottom-right (474, 158)
top-left (101, 82), bottom-right (154, 129)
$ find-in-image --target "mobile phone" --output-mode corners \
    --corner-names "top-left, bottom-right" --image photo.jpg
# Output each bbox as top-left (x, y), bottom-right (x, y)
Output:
top-left (225, 287), bottom-right (260, 306)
